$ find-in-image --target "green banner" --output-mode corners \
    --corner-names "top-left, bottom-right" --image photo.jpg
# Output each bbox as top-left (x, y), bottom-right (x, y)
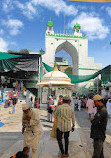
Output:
top-left (42, 62), bottom-right (102, 83)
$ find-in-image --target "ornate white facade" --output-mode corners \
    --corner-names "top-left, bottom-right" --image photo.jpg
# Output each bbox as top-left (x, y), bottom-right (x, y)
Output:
top-left (42, 21), bottom-right (102, 87)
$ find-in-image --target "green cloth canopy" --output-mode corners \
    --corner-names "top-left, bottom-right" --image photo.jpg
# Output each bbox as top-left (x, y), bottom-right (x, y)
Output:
top-left (0, 52), bottom-right (20, 71)
top-left (0, 52), bottom-right (20, 60)
top-left (43, 62), bottom-right (54, 72)
top-left (42, 62), bottom-right (102, 83)
top-left (101, 65), bottom-right (111, 83)
top-left (66, 72), bottom-right (101, 83)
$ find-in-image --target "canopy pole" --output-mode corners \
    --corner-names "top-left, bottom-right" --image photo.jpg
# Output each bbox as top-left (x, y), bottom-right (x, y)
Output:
top-left (97, 77), bottom-right (99, 94)
top-left (40, 87), bottom-right (42, 104)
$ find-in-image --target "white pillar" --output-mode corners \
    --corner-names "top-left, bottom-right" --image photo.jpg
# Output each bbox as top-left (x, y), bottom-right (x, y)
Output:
top-left (38, 57), bottom-right (41, 83)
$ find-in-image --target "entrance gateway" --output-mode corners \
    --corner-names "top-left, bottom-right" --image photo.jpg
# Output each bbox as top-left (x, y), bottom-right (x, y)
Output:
top-left (42, 20), bottom-right (102, 87)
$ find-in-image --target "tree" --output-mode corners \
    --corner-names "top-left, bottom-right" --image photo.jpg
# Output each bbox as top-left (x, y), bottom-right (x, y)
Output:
top-left (8, 50), bottom-right (18, 54)
top-left (8, 49), bottom-right (29, 54)
top-left (19, 49), bottom-right (29, 54)
top-left (64, 67), bottom-right (72, 74)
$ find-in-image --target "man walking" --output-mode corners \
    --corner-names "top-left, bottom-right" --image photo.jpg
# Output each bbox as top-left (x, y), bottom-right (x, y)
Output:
top-left (86, 96), bottom-right (95, 119)
top-left (55, 98), bottom-right (75, 158)
top-left (12, 93), bottom-right (18, 114)
top-left (78, 97), bottom-right (81, 111)
top-left (22, 103), bottom-right (43, 158)
top-left (90, 95), bottom-right (108, 158)
top-left (70, 97), bottom-right (76, 111)
top-left (29, 97), bottom-right (33, 108)
top-left (47, 96), bottom-right (54, 122)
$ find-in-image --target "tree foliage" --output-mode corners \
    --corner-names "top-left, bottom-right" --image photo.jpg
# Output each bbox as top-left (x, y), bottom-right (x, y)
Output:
top-left (8, 49), bottom-right (29, 54)
top-left (19, 49), bottom-right (29, 54)
top-left (64, 67), bottom-right (72, 74)
top-left (8, 50), bottom-right (18, 54)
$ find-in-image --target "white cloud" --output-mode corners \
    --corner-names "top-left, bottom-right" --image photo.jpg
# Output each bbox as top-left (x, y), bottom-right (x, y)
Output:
top-left (3, 0), bottom-right (14, 12)
top-left (76, 5), bottom-right (87, 11)
top-left (106, 7), bottom-right (111, 16)
top-left (0, 29), bottom-right (4, 35)
top-left (36, 0), bottom-right (78, 16)
top-left (0, 37), bottom-right (8, 52)
top-left (14, 0), bottom-right (78, 19)
top-left (2, 0), bottom-right (78, 19)
top-left (67, 12), bottom-right (109, 40)
top-left (2, 19), bottom-right (23, 35)
top-left (100, 5), bottom-right (105, 10)
top-left (10, 41), bottom-right (17, 46)
top-left (15, 1), bottom-right (37, 19)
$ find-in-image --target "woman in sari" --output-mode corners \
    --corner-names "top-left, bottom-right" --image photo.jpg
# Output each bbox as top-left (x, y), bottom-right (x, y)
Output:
top-left (50, 95), bottom-right (63, 138)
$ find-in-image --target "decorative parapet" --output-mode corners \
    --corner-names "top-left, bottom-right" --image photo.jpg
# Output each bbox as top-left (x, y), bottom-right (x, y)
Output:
top-left (46, 33), bottom-right (86, 39)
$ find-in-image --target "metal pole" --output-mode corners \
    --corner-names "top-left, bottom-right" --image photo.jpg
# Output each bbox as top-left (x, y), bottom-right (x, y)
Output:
top-left (97, 77), bottom-right (99, 94)
top-left (64, 14), bottom-right (65, 34)
top-left (40, 87), bottom-right (41, 104)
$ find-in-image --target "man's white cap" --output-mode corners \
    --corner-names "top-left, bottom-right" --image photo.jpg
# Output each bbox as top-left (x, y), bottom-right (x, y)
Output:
top-left (22, 103), bottom-right (29, 111)
top-left (49, 96), bottom-right (52, 98)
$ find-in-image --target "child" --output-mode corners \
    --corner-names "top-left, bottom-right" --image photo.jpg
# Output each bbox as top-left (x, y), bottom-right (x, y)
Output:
top-left (10, 147), bottom-right (29, 158)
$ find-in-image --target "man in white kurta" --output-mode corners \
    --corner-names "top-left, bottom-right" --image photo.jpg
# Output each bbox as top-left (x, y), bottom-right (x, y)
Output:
top-left (70, 97), bottom-right (76, 111)
top-left (22, 103), bottom-right (43, 158)
top-left (78, 98), bottom-right (81, 111)
top-left (106, 99), bottom-right (111, 117)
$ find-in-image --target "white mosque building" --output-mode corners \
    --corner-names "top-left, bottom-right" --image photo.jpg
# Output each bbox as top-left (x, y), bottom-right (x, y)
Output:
top-left (42, 20), bottom-right (102, 87)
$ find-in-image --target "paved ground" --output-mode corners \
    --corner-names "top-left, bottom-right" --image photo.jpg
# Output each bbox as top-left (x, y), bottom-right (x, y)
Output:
top-left (0, 100), bottom-right (111, 158)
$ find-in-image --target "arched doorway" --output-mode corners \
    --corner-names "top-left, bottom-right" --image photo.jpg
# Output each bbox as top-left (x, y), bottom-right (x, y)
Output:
top-left (55, 41), bottom-right (78, 75)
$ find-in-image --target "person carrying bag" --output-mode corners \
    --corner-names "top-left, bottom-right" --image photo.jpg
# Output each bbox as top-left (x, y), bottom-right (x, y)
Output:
top-left (47, 96), bottom-right (54, 122)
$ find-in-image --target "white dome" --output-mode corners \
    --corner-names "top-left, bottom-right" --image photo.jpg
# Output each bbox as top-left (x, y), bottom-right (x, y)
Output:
top-left (42, 70), bottom-right (70, 82)
top-left (37, 64), bottom-right (75, 87)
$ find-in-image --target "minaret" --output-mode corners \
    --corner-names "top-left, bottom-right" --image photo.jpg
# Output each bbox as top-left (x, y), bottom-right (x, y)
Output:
top-left (46, 20), bottom-right (54, 35)
top-left (73, 23), bottom-right (82, 37)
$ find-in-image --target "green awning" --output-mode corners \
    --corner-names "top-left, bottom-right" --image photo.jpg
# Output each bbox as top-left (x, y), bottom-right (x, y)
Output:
top-left (0, 52), bottom-right (20, 60)
top-left (0, 52), bottom-right (20, 71)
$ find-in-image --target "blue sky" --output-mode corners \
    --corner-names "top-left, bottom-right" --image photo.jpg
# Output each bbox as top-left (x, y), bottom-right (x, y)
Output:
top-left (0, 0), bottom-right (111, 68)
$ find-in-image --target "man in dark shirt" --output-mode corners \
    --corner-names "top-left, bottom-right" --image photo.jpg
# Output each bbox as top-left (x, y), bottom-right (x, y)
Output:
top-left (90, 95), bottom-right (108, 158)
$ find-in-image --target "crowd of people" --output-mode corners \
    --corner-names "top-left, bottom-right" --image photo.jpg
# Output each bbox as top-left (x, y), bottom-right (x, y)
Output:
top-left (86, 95), bottom-right (111, 119)
top-left (46, 95), bottom-right (93, 123)
top-left (9, 93), bottom-right (110, 158)
top-left (4, 91), bottom-right (19, 114)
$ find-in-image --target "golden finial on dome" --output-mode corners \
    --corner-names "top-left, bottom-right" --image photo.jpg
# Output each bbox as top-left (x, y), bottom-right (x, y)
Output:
top-left (54, 62), bottom-right (59, 71)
